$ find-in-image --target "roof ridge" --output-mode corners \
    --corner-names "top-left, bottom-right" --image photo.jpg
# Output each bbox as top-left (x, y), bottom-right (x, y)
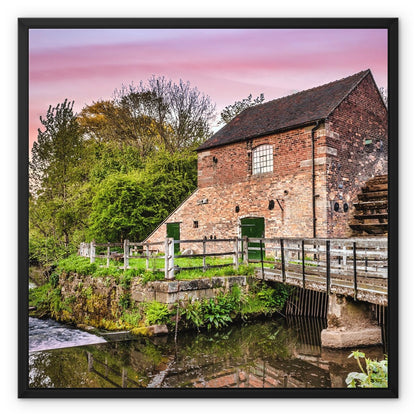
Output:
top-left (325, 69), bottom-right (371, 117)
top-left (197, 69), bottom-right (377, 152)
top-left (252, 69), bottom-right (370, 111)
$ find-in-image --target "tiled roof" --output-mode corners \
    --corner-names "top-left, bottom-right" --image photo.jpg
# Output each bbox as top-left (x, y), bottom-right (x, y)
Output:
top-left (197, 69), bottom-right (371, 151)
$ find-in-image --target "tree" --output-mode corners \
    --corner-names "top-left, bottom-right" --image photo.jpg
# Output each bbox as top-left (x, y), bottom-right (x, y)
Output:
top-left (113, 76), bottom-right (216, 153)
top-left (218, 93), bottom-right (265, 126)
top-left (88, 150), bottom-right (197, 242)
top-left (29, 99), bottom-right (86, 252)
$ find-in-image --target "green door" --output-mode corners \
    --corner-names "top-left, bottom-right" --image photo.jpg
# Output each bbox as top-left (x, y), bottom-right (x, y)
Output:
top-left (166, 222), bottom-right (180, 253)
top-left (240, 217), bottom-right (265, 260)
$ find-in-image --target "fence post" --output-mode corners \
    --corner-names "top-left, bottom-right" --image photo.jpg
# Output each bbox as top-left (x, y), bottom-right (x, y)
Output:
top-left (260, 238), bottom-right (264, 280)
top-left (326, 240), bottom-right (331, 295)
top-left (342, 242), bottom-right (347, 269)
top-left (280, 238), bottom-right (285, 282)
top-left (123, 239), bottom-right (129, 270)
top-left (106, 243), bottom-right (110, 268)
top-left (202, 236), bottom-right (207, 272)
top-left (233, 237), bottom-right (239, 270)
top-left (146, 243), bottom-right (150, 271)
top-left (122, 368), bottom-right (127, 388)
top-left (243, 236), bottom-right (249, 265)
top-left (353, 241), bottom-right (357, 301)
top-left (90, 240), bottom-right (95, 264)
top-left (167, 238), bottom-right (175, 280)
top-left (301, 240), bottom-right (305, 289)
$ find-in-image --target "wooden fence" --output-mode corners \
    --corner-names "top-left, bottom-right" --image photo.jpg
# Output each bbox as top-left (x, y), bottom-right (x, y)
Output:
top-left (79, 237), bottom-right (241, 279)
top-left (79, 236), bottom-right (387, 304)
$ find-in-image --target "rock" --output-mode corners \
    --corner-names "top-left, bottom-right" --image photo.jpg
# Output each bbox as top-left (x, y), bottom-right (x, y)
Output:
top-left (181, 249), bottom-right (194, 256)
top-left (147, 324), bottom-right (169, 336)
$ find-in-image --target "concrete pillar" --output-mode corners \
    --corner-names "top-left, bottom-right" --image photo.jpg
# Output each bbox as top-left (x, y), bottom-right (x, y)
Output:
top-left (321, 294), bottom-right (382, 348)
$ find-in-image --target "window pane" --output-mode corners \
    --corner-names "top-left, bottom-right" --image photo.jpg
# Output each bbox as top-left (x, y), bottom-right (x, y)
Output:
top-left (253, 145), bottom-right (273, 174)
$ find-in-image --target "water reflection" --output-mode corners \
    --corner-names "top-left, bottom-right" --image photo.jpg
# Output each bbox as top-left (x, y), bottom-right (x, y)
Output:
top-left (28, 318), bottom-right (385, 389)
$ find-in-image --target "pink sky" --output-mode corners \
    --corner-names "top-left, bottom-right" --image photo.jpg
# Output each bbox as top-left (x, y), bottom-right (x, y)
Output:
top-left (29, 28), bottom-right (388, 150)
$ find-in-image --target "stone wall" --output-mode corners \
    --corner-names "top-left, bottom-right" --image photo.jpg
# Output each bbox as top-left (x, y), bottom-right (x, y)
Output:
top-left (131, 276), bottom-right (247, 305)
top-left (147, 125), bottom-right (328, 252)
top-left (58, 272), bottom-right (247, 322)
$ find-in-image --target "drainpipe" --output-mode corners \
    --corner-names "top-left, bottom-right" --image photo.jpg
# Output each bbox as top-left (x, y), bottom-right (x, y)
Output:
top-left (311, 120), bottom-right (322, 238)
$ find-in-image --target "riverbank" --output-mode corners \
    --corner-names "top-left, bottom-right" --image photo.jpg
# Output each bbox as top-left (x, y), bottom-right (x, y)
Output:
top-left (29, 265), bottom-right (293, 337)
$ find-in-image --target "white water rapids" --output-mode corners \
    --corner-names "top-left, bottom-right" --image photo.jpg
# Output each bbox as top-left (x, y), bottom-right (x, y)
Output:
top-left (29, 317), bottom-right (106, 352)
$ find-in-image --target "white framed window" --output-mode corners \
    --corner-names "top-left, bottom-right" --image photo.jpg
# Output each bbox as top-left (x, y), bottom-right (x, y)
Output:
top-left (252, 144), bottom-right (273, 175)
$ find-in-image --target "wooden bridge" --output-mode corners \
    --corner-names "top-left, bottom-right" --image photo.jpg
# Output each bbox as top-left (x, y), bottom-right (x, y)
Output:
top-left (247, 237), bottom-right (387, 306)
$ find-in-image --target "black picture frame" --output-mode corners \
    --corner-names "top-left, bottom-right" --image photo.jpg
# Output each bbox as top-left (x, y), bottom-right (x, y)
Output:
top-left (18, 17), bottom-right (398, 399)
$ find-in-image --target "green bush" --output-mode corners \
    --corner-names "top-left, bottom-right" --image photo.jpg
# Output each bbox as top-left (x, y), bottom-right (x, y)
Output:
top-left (29, 283), bottom-right (68, 318)
top-left (120, 309), bottom-right (142, 328)
top-left (180, 300), bottom-right (205, 330)
top-left (144, 301), bottom-right (170, 326)
top-left (346, 351), bottom-right (388, 388)
top-left (118, 293), bottom-right (131, 310)
top-left (120, 275), bottom-right (132, 290)
top-left (202, 297), bottom-right (233, 330)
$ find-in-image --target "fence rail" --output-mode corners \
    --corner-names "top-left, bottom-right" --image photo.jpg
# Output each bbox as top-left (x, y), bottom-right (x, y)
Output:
top-left (79, 236), bottom-right (388, 304)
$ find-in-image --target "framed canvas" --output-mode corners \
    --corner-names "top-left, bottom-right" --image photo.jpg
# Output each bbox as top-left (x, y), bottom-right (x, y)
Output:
top-left (18, 17), bottom-right (398, 398)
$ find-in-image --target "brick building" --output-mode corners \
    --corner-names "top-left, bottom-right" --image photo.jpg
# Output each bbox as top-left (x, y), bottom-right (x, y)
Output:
top-left (146, 69), bottom-right (388, 252)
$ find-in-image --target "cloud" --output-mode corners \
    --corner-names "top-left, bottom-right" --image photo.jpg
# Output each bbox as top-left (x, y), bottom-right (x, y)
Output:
top-left (28, 28), bottom-right (387, 150)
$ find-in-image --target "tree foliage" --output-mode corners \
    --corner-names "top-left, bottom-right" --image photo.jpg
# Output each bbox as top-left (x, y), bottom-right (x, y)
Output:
top-left (29, 76), bottom-right (213, 265)
top-left (79, 76), bottom-right (216, 156)
top-left (218, 93), bottom-right (265, 125)
top-left (29, 100), bottom-right (87, 259)
top-left (88, 151), bottom-right (197, 242)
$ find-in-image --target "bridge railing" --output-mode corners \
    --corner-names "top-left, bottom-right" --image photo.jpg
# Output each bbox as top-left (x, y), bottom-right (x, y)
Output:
top-left (246, 237), bottom-right (387, 302)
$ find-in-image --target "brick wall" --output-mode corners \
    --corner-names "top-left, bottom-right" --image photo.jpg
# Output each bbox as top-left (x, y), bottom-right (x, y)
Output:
top-left (324, 73), bottom-right (388, 237)
top-left (148, 125), bottom-right (328, 252)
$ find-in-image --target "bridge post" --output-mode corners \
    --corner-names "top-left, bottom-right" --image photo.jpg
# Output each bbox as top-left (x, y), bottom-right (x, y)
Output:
top-left (321, 293), bottom-right (382, 348)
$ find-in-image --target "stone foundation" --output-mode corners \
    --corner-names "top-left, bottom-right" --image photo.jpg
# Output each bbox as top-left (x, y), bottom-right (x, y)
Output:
top-left (131, 276), bottom-right (247, 305)
top-left (321, 293), bottom-right (382, 348)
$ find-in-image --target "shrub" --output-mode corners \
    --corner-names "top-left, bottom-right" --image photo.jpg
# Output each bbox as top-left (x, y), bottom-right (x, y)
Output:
top-left (202, 296), bottom-right (233, 330)
top-left (346, 351), bottom-right (388, 388)
top-left (120, 275), bottom-right (132, 290)
top-left (118, 293), bottom-right (131, 310)
top-left (120, 309), bottom-right (142, 328)
top-left (180, 300), bottom-right (205, 330)
top-left (144, 301), bottom-right (170, 326)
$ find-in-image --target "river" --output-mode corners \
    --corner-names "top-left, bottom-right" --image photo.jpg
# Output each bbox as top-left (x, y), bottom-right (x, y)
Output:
top-left (28, 316), bottom-right (385, 389)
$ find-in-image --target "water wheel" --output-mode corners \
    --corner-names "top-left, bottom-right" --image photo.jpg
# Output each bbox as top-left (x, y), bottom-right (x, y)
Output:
top-left (349, 175), bottom-right (388, 235)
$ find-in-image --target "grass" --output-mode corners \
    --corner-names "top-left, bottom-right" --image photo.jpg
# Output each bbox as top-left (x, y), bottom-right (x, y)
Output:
top-left (174, 264), bottom-right (255, 280)
top-left (56, 253), bottom-right (249, 279)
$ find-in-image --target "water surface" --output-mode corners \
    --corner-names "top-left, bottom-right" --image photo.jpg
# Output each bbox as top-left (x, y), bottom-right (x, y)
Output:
top-left (28, 317), bottom-right (385, 389)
